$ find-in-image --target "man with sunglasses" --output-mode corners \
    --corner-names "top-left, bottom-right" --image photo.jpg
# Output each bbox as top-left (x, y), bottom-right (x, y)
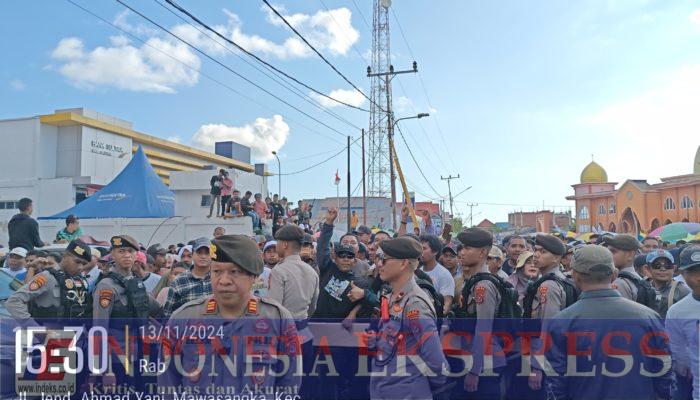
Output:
top-left (646, 249), bottom-right (689, 318)
top-left (7, 239), bottom-right (92, 319)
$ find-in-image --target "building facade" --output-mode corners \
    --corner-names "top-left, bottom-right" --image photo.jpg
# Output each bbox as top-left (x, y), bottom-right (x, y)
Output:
top-left (567, 147), bottom-right (700, 235)
top-left (508, 210), bottom-right (573, 232)
top-left (0, 108), bottom-right (268, 226)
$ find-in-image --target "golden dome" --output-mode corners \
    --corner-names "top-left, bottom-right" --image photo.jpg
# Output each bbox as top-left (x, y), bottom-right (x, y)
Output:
top-left (580, 161), bottom-right (608, 184)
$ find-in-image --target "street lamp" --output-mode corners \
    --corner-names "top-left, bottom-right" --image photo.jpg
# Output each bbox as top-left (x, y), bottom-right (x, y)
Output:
top-left (392, 112), bottom-right (429, 130)
top-left (271, 151), bottom-right (281, 198)
top-left (389, 112), bottom-right (429, 230)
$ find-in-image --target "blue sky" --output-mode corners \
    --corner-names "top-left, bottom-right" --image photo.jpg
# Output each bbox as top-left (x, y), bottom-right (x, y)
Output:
top-left (2, 0), bottom-right (700, 223)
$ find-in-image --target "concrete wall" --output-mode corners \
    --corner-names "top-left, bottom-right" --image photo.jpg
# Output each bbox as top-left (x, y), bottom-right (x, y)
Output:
top-left (30, 216), bottom-right (252, 248)
top-left (0, 118), bottom-right (39, 181)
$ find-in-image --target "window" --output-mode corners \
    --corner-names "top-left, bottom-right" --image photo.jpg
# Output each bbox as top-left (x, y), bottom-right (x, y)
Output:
top-left (0, 201), bottom-right (17, 210)
top-left (664, 197), bottom-right (676, 211)
top-left (579, 224), bottom-right (590, 233)
top-left (598, 205), bottom-right (606, 215)
top-left (680, 196), bottom-right (693, 209)
top-left (579, 206), bottom-right (589, 220)
top-left (609, 203), bottom-right (616, 214)
top-left (201, 195), bottom-right (212, 207)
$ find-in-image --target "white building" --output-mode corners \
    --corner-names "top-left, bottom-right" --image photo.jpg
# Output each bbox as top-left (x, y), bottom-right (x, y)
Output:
top-left (0, 108), bottom-right (269, 245)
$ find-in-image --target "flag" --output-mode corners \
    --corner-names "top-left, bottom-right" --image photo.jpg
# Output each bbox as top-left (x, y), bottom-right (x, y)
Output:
top-left (334, 169), bottom-right (341, 185)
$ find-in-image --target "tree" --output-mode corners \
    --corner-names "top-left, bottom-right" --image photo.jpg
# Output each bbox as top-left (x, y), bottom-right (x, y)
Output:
top-left (450, 217), bottom-right (464, 232)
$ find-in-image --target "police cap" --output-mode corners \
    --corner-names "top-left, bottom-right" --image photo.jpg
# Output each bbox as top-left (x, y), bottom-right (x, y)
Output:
top-left (274, 224), bottom-right (305, 243)
top-left (210, 234), bottom-right (264, 275)
top-left (457, 227), bottom-right (493, 248)
top-left (535, 234), bottom-right (567, 257)
top-left (571, 245), bottom-right (614, 274)
top-left (110, 235), bottom-right (139, 251)
top-left (602, 234), bottom-right (640, 251)
top-left (66, 240), bottom-right (92, 263)
top-left (379, 236), bottom-right (422, 259)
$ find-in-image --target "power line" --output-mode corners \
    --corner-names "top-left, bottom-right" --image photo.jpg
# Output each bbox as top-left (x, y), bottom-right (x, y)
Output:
top-left (274, 137), bottom-right (361, 176)
top-left (114, 0), bottom-right (358, 142)
top-left (318, 0), bottom-right (369, 65)
top-left (163, 0), bottom-right (370, 113)
top-left (350, 0), bottom-right (371, 29)
top-left (153, 0), bottom-right (365, 133)
top-left (65, 0), bottom-right (347, 147)
top-left (391, 6), bottom-right (458, 171)
top-left (261, 0), bottom-right (380, 111)
top-left (394, 123), bottom-right (442, 198)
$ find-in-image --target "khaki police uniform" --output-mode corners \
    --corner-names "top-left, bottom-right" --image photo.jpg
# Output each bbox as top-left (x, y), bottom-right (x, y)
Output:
top-left (6, 240), bottom-right (92, 319)
top-left (529, 266), bottom-right (568, 319)
top-left (160, 234), bottom-right (301, 396)
top-left (612, 266), bottom-right (641, 301)
top-left (370, 236), bottom-right (447, 400)
top-left (93, 235), bottom-right (161, 320)
top-left (656, 280), bottom-right (690, 318)
top-left (161, 295), bottom-right (301, 395)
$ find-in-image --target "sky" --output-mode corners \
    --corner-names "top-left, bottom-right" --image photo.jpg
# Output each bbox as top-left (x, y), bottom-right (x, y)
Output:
top-left (2, 0), bottom-right (700, 224)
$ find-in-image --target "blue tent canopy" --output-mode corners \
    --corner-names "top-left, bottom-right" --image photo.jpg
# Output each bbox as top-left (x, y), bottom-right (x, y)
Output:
top-left (40, 146), bottom-right (176, 219)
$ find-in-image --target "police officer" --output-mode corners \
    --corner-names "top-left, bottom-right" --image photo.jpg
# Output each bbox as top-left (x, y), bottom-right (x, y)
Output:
top-left (604, 234), bottom-right (642, 301)
top-left (522, 234), bottom-right (571, 397)
top-left (545, 245), bottom-right (672, 400)
top-left (454, 228), bottom-right (505, 399)
top-left (268, 224), bottom-right (319, 398)
top-left (160, 234), bottom-right (301, 396)
top-left (93, 235), bottom-right (161, 321)
top-left (6, 239), bottom-right (92, 319)
top-left (369, 236), bottom-right (447, 400)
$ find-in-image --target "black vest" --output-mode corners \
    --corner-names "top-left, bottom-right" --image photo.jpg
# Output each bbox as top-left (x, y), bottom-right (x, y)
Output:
top-left (99, 271), bottom-right (150, 319)
top-left (30, 269), bottom-right (91, 318)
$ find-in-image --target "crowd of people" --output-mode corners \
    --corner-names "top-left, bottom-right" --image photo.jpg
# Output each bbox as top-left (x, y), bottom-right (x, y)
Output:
top-left (2, 196), bottom-right (700, 400)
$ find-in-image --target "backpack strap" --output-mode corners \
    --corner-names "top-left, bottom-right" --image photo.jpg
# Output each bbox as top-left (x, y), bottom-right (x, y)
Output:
top-left (667, 280), bottom-right (678, 310)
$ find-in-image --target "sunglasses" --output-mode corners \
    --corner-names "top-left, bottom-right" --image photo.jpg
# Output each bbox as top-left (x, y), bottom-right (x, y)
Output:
top-left (336, 253), bottom-right (355, 260)
top-left (650, 261), bottom-right (674, 270)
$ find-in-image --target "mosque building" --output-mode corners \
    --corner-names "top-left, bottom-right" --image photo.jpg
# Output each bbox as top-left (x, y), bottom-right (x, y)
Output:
top-left (567, 146), bottom-right (700, 235)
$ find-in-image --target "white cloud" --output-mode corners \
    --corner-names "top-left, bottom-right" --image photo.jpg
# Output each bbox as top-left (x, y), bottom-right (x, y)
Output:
top-left (50, 36), bottom-right (200, 93)
top-left (113, 9), bottom-right (159, 37)
top-left (585, 64), bottom-right (700, 178)
top-left (428, 106), bottom-right (438, 115)
top-left (394, 96), bottom-right (414, 113)
top-left (309, 88), bottom-right (366, 108)
top-left (191, 115), bottom-right (289, 162)
top-left (263, 6), bottom-right (360, 56)
top-left (166, 135), bottom-right (182, 144)
top-left (690, 9), bottom-right (700, 26)
top-left (9, 79), bottom-right (25, 91)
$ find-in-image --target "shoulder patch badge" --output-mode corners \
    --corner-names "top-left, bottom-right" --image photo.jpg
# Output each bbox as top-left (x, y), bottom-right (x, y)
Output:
top-left (65, 279), bottom-right (74, 289)
top-left (205, 299), bottom-right (217, 315)
top-left (247, 298), bottom-right (258, 315)
top-left (99, 289), bottom-right (113, 309)
top-left (406, 309), bottom-right (420, 319)
top-left (539, 285), bottom-right (548, 304)
top-left (474, 285), bottom-right (486, 304)
top-left (29, 275), bottom-right (48, 291)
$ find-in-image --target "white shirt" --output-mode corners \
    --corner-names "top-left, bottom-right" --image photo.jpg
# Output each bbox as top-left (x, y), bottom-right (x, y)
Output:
top-left (1, 267), bottom-right (26, 279)
top-left (83, 265), bottom-right (101, 292)
top-left (666, 294), bottom-right (700, 400)
top-left (253, 267), bottom-right (271, 298)
top-left (141, 272), bottom-right (162, 294)
top-left (421, 262), bottom-right (456, 298)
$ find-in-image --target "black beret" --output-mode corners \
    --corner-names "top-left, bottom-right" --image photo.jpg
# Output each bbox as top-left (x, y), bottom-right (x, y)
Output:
top-left (602, 234), bottom-right (640, 251)
top-left (274, 224), bottom-right (305, 243)
top-left (457, 228), bottom-right (493, 248)
top-left (210, 234), bottom-right (264, 275)
top-left (356, 225), bottom-right (372, 235)
top-left (110, 235), bottom-right (139, 251)
top-left (66, 240), bottom-right (92, 263)
top-left (379, 236), bottom-right (422, 259)
top-left (147, 243), bottom-right (166, 256)
top-left (535, 234), bottom-right (567, 257)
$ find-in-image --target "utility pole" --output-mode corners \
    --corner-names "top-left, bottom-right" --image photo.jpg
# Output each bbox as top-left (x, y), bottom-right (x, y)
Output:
top-left (347, 136), bottom-right (352, 232)
top-left (368, 62), bottom-right (418, 231)
top-left (466, 202), bottom-right (478, 227)
top-left (441, 174), bottom-right (460, 218)
top-left (361, 129), bottom-right (366, 226)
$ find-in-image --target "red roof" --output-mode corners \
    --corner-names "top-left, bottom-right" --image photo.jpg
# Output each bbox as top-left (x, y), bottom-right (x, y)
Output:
top-left (396, 201), bottom-right (441, 215)
top-left (476, 218), bottom-right (495, 228)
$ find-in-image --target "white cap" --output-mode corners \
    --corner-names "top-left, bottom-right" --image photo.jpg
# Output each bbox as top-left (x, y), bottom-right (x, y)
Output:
top-left (91, 248), bottom-right (102, 258)
top-left (9, 247), bottom-right (28, 258)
